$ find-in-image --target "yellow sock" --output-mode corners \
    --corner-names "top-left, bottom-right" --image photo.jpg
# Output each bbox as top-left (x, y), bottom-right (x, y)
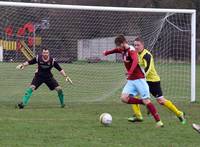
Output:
top-left (163, 100), bottom-right (182, 116)
top-left (132, 104), bottom-right (143, 118)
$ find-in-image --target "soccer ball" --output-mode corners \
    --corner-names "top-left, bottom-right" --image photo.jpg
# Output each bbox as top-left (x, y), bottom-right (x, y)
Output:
top-left (99, 113), bottom-right (112, 126)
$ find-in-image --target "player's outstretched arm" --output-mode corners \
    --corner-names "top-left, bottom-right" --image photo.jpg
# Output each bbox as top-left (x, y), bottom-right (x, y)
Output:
top-left (54, 60), bottom-right (73, 84)
top-left (16, 57), bottom-right (37, 70)
top-left (61, 70), bottom-right (73, 84)
top-left (16, 61), bottom-right (28, 70)
top-left (103, 48), bottom-right (121, 56)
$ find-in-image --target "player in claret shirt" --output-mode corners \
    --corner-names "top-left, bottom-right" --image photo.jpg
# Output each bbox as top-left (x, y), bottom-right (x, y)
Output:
top-left (16, 48), bottom-right (72, 109)
top-left (103, 35), bottom-right (163, 127)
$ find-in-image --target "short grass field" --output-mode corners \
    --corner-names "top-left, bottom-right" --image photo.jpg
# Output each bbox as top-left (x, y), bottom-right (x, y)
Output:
top-left (0, 62), bottom-right (200, 147)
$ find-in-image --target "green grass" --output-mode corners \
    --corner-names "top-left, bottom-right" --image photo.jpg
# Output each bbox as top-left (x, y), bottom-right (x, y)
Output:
top-left (0, 62), bottom-right (200, 147)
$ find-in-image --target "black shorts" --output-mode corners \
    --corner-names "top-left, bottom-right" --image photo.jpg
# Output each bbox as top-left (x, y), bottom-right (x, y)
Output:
top-left (147, 81), bottom-right (163, 98)
top-left (31, 75), bottom-right (59, 90)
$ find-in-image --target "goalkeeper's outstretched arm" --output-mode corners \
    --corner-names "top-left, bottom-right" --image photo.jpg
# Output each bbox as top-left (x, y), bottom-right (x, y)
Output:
top-left (16, 57), bottom-right (37, 70)
top-left (53, 60), bottom-right (73, 84)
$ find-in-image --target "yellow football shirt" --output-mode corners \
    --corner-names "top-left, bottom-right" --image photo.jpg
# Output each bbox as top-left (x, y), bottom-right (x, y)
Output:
top-left (138, 49), bottom-right (160, 82)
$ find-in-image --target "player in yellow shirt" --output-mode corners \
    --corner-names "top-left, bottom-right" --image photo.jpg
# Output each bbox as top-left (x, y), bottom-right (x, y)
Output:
top-left (128, 37), bottom-right (186, 124)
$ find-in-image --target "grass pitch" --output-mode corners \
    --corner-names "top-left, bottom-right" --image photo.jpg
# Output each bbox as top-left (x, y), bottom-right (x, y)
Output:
top-left (0, 62), bottom-right (199, 147)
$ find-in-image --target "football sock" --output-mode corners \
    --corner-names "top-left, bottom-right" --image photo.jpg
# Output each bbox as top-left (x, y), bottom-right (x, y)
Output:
top-left (128, 97), bottom-right (144, 104)
top-left (22, 87), bottom-right (33, 105)
top-left (57, 89), bottom-right (64, 105)
top-left (163, 100), bottom-right (182, 116)
top-left (146, 102), bottom-right (160, 122)
top-left (132, 104), bottom-right (143, 118)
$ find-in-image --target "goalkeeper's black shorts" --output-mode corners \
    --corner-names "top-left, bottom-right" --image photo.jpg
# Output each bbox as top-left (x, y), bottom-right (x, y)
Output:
top-left (31, 74), bottom-right (59, 90)
top-left (147, 81), bottom-right (163, 98)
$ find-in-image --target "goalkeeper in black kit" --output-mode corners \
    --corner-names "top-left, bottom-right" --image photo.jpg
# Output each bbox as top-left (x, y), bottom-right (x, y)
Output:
top-left (16, 49), bottom-right (72, 109)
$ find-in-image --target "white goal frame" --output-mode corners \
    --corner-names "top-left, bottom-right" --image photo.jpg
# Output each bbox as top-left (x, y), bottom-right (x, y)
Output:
top-left (0, 1), bottom-right (196, 102)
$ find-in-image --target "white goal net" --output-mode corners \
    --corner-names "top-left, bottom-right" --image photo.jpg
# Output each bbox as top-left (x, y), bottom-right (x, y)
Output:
top-left (0, 2), bottom-right (196, 103)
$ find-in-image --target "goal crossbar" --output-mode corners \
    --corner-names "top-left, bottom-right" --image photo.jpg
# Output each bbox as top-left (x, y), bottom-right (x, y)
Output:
top-left (0, 1), bottom-right (196, 13)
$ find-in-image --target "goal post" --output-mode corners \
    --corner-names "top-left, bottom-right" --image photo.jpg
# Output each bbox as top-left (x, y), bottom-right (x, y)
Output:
top-left (0, 1), bottom-right (196, 102)
top-left (191, 11), bottom-right (196, 102)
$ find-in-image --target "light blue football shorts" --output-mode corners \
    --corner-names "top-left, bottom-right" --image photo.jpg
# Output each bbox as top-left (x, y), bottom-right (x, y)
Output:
top-left (122, 78), bottom-right (150, 99)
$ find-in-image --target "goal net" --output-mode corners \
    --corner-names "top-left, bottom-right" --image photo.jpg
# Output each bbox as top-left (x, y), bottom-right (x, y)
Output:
top-left (0, 2), bottom-right (196, 104)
